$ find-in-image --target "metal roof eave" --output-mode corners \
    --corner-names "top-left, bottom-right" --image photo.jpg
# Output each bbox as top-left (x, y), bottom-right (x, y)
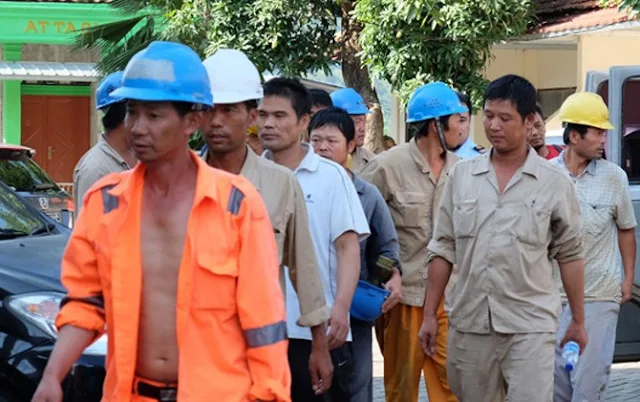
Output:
top-left (520, 19), bottom-right (640, 42)
top-left (0, 61), bottom-right (98, 82)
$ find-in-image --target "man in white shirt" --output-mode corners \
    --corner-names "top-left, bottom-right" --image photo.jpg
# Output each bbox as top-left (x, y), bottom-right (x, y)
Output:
top-left (258, 77), bottom-right (370, 401)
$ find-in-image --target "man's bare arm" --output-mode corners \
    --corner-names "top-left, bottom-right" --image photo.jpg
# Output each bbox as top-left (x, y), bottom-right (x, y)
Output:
top-left (418, 257), bottom-right (453, 356)
top-left (423, 257), bottom-right (453, 317)
top-left (32, 326), bottom-right (96, 402)
top-left (42, 326), bottom-right (96, 382)
top-left (334, 231), bottom-right (360, 310)
top-left (558, 259), bottom-right (585, 324)
top-left (327, 231), bottom-right (360, 349)
top-left (618, 228), bottom-right (636, 280)
top-left (557, 258), bottom-right (588, 352)
top-left (619, 228), bottom-right (636, 282)
top-left (618, 228), bottom-right (636, 303)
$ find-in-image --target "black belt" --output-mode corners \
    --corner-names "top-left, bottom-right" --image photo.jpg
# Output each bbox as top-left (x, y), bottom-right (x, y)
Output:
top-left (135, 380), bottom-right (178, 402)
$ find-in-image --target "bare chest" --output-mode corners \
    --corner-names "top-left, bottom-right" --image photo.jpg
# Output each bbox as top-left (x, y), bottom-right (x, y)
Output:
top-left (140, 192), bottom-right (194, 290)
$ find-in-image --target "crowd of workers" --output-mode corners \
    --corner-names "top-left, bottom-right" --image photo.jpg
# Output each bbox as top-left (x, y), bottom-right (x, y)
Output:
top-left (30, 39), bottom-right (636, 402)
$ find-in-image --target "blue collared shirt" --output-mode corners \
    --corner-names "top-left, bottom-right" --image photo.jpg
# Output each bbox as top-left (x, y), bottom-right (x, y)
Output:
top-left (453, 137), bottom-right (485, 159)
top-left (351, 173), bottom-right (401, 283)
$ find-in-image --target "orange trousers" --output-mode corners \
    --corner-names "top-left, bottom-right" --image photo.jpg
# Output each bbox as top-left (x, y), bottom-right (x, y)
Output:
top-left (375, 301), bottom-right (457, 402)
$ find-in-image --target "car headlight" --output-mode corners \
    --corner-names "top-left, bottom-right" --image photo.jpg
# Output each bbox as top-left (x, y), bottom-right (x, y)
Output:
top-left (5, 292), bottom-right (107, 356)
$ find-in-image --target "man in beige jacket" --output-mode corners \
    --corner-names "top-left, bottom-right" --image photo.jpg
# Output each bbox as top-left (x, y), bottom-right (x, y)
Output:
top-left (420, 74), bottom-right (587, 402)
top-left (361, 81), bottom-right (465, 402)
top-left (200, 49), bottom-right (333, 395)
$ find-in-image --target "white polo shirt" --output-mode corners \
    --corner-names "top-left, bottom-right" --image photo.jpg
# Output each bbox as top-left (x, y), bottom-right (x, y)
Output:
top-left (265, 144), bottom-right (370, 341)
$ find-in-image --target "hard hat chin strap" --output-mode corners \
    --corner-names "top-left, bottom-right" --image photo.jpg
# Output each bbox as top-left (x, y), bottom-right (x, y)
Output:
top-left (435, 119), bottom-right (447, 155)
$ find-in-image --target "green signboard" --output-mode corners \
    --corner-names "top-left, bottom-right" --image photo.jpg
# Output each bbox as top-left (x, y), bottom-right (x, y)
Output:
top-left (0, 1), bottom-right (149, 145)
top-left (0, 1), bottom-right (132, 45)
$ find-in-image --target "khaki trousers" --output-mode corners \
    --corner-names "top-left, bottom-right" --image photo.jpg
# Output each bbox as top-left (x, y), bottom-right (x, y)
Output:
top-left (447, 327), bottom-right (556, 402)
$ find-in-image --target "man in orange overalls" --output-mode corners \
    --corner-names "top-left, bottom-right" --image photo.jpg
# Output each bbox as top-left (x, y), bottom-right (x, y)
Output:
top-left (31, 41), bottom-right (290, 402)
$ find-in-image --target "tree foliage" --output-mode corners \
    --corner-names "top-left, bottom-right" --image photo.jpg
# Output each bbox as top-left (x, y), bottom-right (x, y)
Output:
top-left (355, 0), bottom-right (533, 106)
top-left (77, 0), bottom-right (538, 147)
top-left (599, 0), bottom-right (640, 13)
top-left (76, 0), bottom-right (339, 78)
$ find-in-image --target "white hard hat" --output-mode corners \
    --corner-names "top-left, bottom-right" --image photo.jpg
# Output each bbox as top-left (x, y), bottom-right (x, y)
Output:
top-left (202, 49), bottom-right (263, 104)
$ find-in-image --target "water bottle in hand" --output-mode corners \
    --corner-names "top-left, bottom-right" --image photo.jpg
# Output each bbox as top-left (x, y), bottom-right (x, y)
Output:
top-left (562, 341), bottom-right (580, 372)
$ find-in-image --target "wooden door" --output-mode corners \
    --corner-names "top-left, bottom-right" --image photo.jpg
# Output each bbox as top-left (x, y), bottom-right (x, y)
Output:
top-left (21, 95), bottom-right (91, 182)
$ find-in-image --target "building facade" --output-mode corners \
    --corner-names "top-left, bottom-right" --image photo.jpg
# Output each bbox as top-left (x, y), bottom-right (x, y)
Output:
top-left (0, 0), bottom-right (131, 183)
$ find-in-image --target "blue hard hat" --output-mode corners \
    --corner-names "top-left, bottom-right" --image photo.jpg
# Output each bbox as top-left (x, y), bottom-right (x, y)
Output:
top-left (96, 71), bottom-right (124, 110)
top-left (407, 82), bottom-right (468, 123)
top-left (331, 88), bottom-right (370, 115)
top-left (110, 41), bottom-right (213, 107)
top-left (350, 280), bottom-right (391, 321)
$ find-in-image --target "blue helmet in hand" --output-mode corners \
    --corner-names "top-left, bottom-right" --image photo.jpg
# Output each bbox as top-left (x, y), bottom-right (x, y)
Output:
top-left (110, 41), bottom-right (213, 108)
top-left (350, 280), bottom-right (391, 321)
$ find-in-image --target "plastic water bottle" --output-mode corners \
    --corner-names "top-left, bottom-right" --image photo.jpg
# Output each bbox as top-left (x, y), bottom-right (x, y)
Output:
top-left (562, 341), bottom-right (580, 372)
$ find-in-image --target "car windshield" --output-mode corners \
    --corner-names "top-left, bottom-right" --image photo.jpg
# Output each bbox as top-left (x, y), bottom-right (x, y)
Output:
top-left (0, 151), bottom-right (61, 193)
top-left (0, 183), bottom-right (47, 238)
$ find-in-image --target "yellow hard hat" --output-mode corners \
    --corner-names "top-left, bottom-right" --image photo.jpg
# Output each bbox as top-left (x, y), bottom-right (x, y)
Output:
top-left (558, 92), bottom-right (614, 130)
top-left (247, 125), bottom-right (258, 136)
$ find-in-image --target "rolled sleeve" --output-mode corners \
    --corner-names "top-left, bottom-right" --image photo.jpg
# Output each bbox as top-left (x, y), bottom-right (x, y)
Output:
top-left (550, 176), bottom-right (584, 262)
top-left (55, 191), bottom-right (106, 337)
top-left (235, 183), bottom-right (291, 401)
top-left (427, 173), bottom-right (456, 265)
top-left (284, 177), bottom-right (330, 328)
top-left (55, 300), bottom-right (105, 334)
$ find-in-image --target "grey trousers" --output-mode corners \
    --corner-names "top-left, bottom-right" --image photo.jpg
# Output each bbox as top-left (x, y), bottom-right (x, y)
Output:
top-left (554, 301), bottom-right (620, 402)
top-left (349, 318), bottom-right (373, 402)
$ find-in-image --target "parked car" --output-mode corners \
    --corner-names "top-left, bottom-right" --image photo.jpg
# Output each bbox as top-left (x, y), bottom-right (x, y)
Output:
top-left (0, 145), bottom-right (74, 228)
top-left (0, 181), bottom-right (104, 402)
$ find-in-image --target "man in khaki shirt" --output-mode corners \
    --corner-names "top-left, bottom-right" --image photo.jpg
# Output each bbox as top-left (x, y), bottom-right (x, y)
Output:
top-left (73, 71), bottom-right (136, 213)
top-left (419, 74), bottom-right (588, 402)
top-left (200, 49), bottom-right (333, 393)
top-left (360, 82), bottom-right (466, 402)
top-left (331, 88), bottom-right (376, 173)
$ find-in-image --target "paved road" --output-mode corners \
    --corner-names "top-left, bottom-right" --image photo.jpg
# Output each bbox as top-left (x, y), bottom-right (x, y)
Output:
top-left (371, 332), bottom-right (640, 401)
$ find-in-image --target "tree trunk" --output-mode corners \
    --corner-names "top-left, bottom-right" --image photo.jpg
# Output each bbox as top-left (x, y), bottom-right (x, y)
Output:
top-left (340, 0), bottom-right (384, 154)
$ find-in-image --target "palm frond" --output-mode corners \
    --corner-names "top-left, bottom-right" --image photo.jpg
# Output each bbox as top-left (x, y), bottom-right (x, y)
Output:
top-left (110, 0), bottom-right (185, 13)
top-left (94, 16), bottom-right (158, 74)
top-left (94, 41), bottom-right (147, 75)
top-left (73, 15), bottom-right (150, 50)
top-left (109, 0), bottom-right (151, 13)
